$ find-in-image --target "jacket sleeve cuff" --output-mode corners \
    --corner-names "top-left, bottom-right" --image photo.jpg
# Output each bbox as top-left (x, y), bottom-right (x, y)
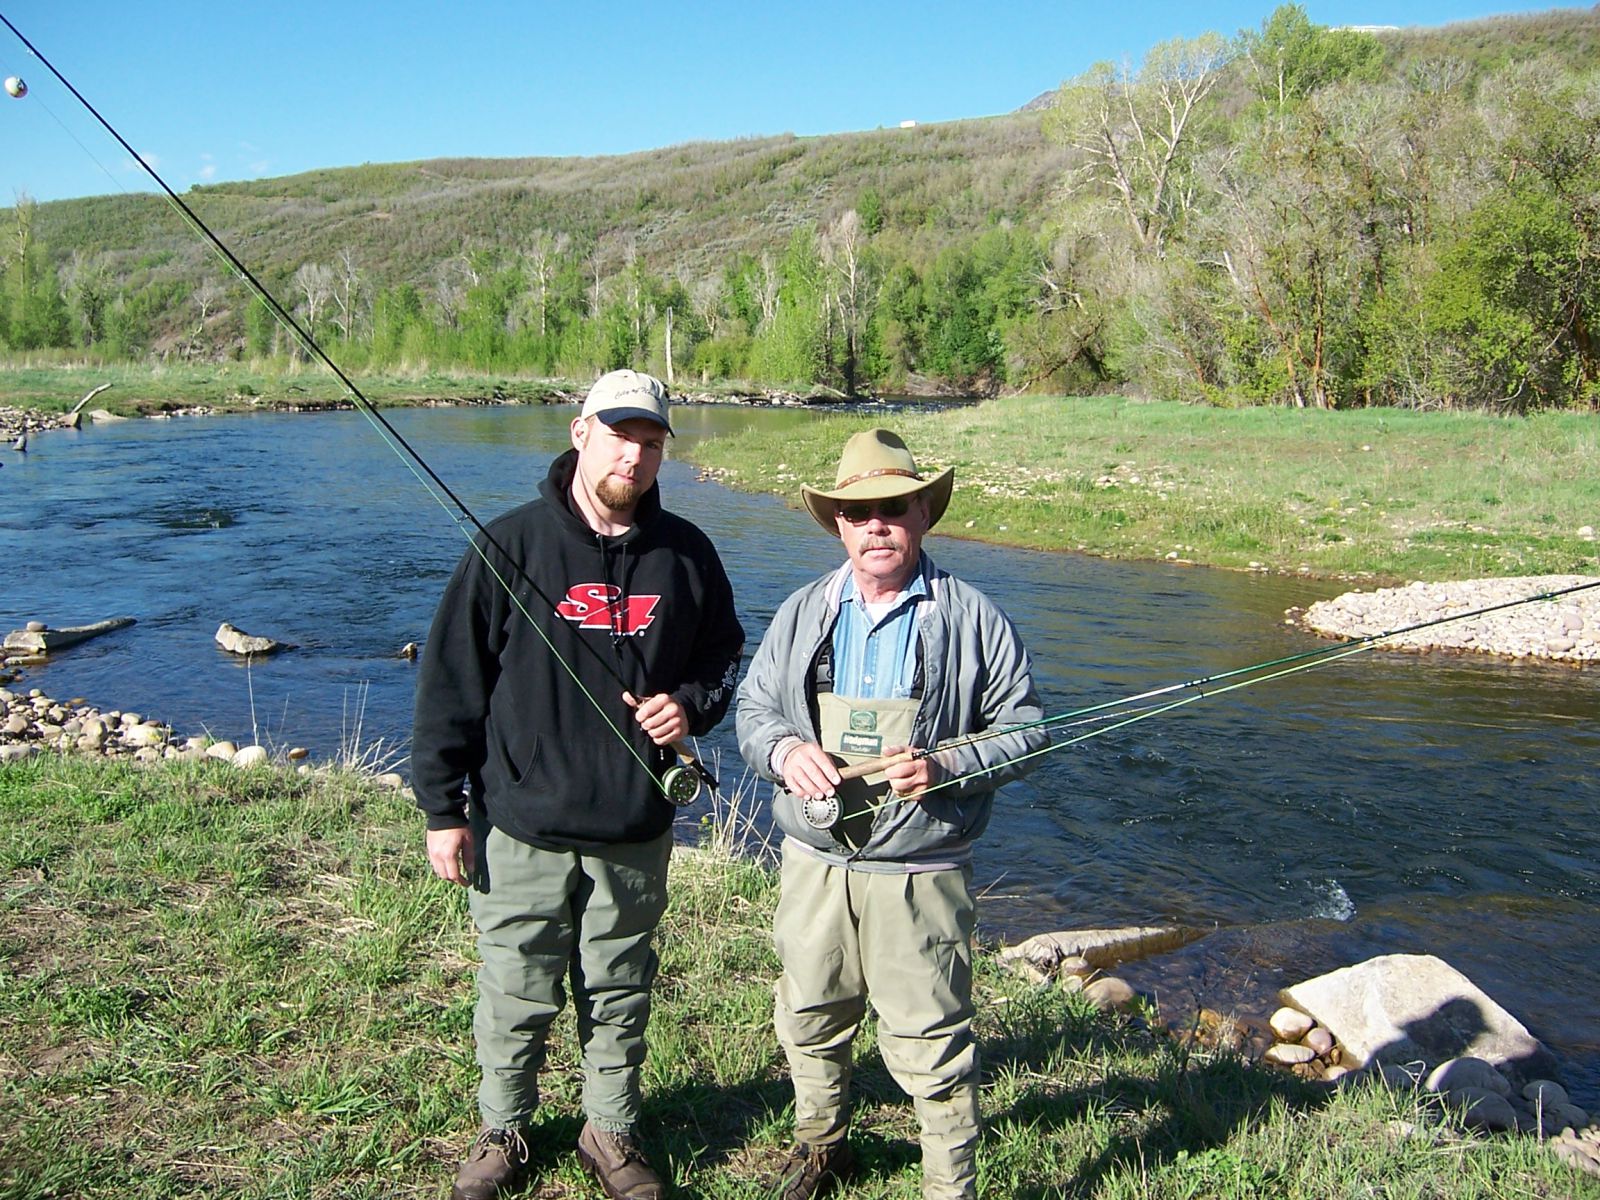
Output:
top-left (424, 811), bottom-right (469, 832)
top-left (769, 735), bottom-right (805, 779)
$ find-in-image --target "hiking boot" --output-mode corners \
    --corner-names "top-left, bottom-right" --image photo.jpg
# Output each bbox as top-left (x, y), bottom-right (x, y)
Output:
top-left (576, 1121), bottom-right (664, 1200)
top-left (451, 1126), bottom-right (530, 1200)
top-left (768, 1140), bottom-right (855, 1200)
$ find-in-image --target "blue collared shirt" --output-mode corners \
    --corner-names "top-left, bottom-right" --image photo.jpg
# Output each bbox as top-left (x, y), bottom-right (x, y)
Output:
top-left (831, 565), bottom-right (926, 700)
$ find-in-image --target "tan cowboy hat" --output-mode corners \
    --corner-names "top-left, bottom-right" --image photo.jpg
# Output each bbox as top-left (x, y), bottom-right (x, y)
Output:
top-left (800, 428), bottom-right (955, 536)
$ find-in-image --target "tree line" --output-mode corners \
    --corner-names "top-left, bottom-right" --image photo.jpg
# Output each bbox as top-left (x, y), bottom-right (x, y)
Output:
top-left (3, 4), bottom-right (1596, 411)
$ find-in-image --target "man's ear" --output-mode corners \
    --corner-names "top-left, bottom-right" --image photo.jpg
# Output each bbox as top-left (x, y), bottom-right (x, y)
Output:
top-left (570, 415), bottom-right (589, 451)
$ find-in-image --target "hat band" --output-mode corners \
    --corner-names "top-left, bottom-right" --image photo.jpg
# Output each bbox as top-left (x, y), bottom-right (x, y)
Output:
top-left (835, 467), bottom-right (923, 489)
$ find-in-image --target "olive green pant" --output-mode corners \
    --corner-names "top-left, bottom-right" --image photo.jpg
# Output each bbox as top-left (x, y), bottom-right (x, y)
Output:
top-left (773, 841), bottom-right (981, 1200)
top-left (467, 822), bottom-right (672, 1133)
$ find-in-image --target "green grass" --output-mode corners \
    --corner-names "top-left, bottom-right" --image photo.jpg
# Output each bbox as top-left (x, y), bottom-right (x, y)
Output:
top-left (0, 361), bottom-right (577, 416)
top-left (3, 756), bottom-right (1595, 1198)
top-left (689, 396), bottom-right (1600, 582)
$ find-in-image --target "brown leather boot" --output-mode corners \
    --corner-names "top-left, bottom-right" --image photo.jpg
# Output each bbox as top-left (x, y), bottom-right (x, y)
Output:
top-left (451, 1127), bottom-right (530, 1200)
top-left (575, 1121), bottom-right (664, 1200)
top-left (768, 1141), bottom-right (855, 1200)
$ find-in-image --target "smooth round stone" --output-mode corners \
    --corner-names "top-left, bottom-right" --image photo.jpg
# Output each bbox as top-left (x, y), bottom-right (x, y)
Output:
top-left (286, 747), bottom-right (309, 761)
top-left (231, 745), bottom-right (269, 768)
top-left (375, 772), bottom-right (406, 792)
top-left (1263, 1042), bottom-right (1317, 1066)
top-left (122, 723), bottom-right (166, 748)
top-left (1269, 1006), bottom-right (1315, 1042)
top-left (205, 740), bottom-right (238, 761)
top-left (1448, 1087), bottom-right (1518, 1132)
top-left (1303, 1026), bottom-right (1335, 1057)
top-left (1550, 1102), bottom-right (1591, 1132)
top-left (1056, 954), bottom-right (1092, 979)
top-left (1426, 1057), bottom-right (1510, 1096)
top-left (1082, 976), bottom-right (1140, 1013)
top-left (24, 621), bottom-right (45, 633)
top-left (3, 715), bottom-right (29, 736)
top-left (1525, 1080), bottom-right (1570, 1107)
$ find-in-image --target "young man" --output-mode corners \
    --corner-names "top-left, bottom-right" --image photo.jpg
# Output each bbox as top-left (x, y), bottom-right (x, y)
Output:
top-left (737, 428), bottom-right (1048, 1200)
top-left (413, 370), bottom-right (743, 1200)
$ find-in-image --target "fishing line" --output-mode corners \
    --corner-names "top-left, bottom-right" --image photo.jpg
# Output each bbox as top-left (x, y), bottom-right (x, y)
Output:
top-left (820, 576), bottom-right (1600, 822)
top-left (881, 575), bottom-right (1600, 767)
top-left (0, 13), bottom-right (712, 803)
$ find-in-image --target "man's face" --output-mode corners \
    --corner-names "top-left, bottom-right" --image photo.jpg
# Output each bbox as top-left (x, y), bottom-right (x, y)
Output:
top-left (835, 492), bottom-right (929, 594)
top-left (571, 416), bottom-right (667, 511)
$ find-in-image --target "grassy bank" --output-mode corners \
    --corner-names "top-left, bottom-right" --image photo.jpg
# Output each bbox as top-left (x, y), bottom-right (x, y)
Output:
top-left (1, 756), bottom-right (1589, 1199)
top-left (689, 396), bottom-right (1600, 583)
top-left (0, 362), bottom-right (574, 415)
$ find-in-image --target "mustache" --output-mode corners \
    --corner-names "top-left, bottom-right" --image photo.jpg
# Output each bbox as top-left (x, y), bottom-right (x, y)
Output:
top-left (858, 536), bottom-right (901, 551)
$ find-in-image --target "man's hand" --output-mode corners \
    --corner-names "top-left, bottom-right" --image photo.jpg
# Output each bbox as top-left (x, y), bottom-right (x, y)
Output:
top-left (426, 826), bottom-right (475, 887)
top-left (624, 691), bottom-right (689, 746)
top-left (882, 745), bottom-right (940, 800)
top-left (782, 741), bottom-right (843, 801)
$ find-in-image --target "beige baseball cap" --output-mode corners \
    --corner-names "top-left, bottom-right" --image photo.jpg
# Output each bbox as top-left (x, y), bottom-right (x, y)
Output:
top-left (580, 369), bottom-right (674, 435)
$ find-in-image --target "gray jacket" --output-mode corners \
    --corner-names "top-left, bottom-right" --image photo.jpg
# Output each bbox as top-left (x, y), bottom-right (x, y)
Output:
top-left (736, 553), bottom-right (1048, 867)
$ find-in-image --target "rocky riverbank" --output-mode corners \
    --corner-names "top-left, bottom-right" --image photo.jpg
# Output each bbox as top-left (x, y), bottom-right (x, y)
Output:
top-left (1292, 574), bottom-right (1600, 663)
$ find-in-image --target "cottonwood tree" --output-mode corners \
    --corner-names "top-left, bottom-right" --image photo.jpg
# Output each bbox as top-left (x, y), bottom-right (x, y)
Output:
top-left (293, 261), bottom-right (334, 348)
top-left (332, 248), bottom-right (363, 343)
top-left (520, 229), bottom-right (570, 339)
top-left (822, 209), bottom-right (876, 394)
top-left (1046, 32), bottom-right (1230, 256)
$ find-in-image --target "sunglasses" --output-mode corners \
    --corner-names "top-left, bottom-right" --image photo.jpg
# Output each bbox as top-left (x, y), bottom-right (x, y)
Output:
top-left (837, 495), bottom-right (912, 523)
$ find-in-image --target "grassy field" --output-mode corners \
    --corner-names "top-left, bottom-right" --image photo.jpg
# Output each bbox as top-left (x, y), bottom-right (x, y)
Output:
top-left (689, 396), bottom-right (1600, 583)
top-left (2, 755), bottom-right (1594, 1199)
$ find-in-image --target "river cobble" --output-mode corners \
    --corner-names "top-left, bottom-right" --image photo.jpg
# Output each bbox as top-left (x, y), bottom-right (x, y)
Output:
top-left (1293, 575), bottom-right (1600, 663)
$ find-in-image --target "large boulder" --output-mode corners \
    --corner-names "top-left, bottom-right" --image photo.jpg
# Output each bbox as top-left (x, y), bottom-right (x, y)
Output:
top-left (1281, 954), bottom-right (1559, 1084)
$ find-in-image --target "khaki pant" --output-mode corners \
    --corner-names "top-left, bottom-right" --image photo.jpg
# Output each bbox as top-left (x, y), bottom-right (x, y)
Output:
top-left (773, 841), bottom-right (980, 1200)
top-left (468, 822), bottom-right (672, 1133)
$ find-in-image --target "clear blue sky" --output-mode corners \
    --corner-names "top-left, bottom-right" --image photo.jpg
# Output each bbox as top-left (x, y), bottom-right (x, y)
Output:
top-left (0, 1), bottom-right (1584, 203)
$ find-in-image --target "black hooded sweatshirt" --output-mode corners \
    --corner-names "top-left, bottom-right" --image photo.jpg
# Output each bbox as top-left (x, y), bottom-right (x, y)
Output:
top-left (411, 448), bottom-right (743, 847)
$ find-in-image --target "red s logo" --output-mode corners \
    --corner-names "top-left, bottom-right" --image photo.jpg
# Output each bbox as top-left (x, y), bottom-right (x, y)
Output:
top-left (556, 584), bottom-right (662, 635)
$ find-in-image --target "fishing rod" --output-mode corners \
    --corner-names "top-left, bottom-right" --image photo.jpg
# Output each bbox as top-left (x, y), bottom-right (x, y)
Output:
top-left (800, 575), bottom-right (1600, 826)
top-left (0, 14), bottom-right (716, 805)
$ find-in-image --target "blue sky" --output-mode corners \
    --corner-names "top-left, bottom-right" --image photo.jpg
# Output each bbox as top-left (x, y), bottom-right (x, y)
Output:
top-left (0, 1), bottom-right (1584, 203)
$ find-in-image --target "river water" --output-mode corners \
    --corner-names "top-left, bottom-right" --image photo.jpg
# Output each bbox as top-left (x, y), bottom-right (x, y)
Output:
top-left (4, 404), bottom-right (1598, 1094)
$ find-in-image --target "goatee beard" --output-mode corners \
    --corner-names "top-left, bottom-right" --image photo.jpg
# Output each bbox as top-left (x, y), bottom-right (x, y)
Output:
top-left (596, 477), bottom-right (643, 510)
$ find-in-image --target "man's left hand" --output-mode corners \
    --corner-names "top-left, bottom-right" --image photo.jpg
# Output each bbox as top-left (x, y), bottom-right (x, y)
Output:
top-left (624, 691), bottom-right (689, 746)
top-left (882, 745), bottom-right (941, 800)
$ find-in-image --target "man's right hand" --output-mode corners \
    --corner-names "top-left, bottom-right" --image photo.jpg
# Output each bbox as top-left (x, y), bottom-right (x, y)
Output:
top-left (426, 826), bottom-right (475, 887)
top-left (781, 741), bottom-right (843, 802)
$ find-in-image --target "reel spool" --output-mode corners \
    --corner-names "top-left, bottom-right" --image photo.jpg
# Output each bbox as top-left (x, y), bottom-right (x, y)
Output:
top-left (801, 793), bottom-right (841, 829)
top-left (662, 741), bottom-right (716, 807)
top-left (661, 762), bottom-right (703, 807)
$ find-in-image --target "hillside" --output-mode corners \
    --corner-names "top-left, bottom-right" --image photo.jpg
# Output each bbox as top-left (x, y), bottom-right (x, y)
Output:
top-left (27, 117), bottom-right (1068, 297)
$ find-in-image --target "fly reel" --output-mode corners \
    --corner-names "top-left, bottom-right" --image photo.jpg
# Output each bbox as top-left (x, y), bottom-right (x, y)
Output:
top-left (662, 763), bottom-right (703, 807)
top-left (663, 742), bottom-right (718, 807)
top-left (801, 793), bottom-right (841, 829)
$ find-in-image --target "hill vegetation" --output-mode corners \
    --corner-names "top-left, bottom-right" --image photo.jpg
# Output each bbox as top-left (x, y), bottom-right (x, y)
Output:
top-left (2, 4), bottom-right (1598, 410)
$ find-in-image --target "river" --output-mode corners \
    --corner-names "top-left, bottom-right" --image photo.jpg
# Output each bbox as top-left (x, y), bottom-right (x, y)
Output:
top-left (3, 403), bottom-right (1597, 1094)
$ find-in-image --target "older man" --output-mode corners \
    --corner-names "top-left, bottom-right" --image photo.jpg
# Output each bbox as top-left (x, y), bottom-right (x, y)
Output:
top-left (737, 428), bottom-right (1048, 1200)
top-left (414, 370), bottom-right (743, 1200)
